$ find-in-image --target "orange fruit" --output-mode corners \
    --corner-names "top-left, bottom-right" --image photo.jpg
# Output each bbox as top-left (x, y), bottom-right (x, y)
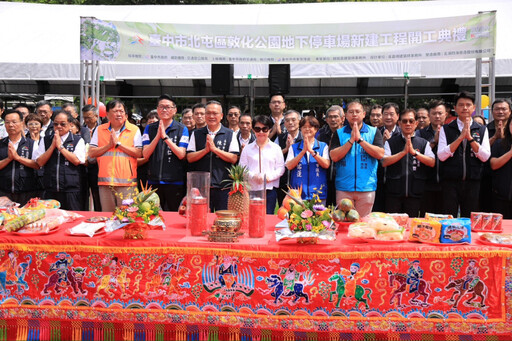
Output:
top-left (282, 197), bottom-right (293, 211)
top-left (277, 207), bottom-right (289, 220)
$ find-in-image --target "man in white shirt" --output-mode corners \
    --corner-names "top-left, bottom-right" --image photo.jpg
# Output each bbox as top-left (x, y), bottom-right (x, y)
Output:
top-left (437, 91), bottom-right (490, 217)
top-left (34, 111), bottom-right (86, 210)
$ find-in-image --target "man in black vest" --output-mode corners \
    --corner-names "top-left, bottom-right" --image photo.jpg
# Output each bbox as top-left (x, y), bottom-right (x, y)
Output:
top-left (373, 102), bottom-right (401, 212)
top-left (381, 109), bottom-right (435, 217)
top-left (317, 105), bottom-right (345, 206)
top-left (34, 111), bottom-right (86, 211)
top-left (187, 100), bottom-right (239, 211)
top-left (417, 99), bottom-right (448, 216)
top-left (437, 91), bottom-right (490, 217)
top-left (0, 110), bottom-right (40, 206)
top-left (142, 94), bottom-right (189, 211)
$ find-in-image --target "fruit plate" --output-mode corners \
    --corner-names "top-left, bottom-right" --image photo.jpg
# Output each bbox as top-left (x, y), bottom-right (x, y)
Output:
top-left (335, 221), bottom-right (353, 230)
top-left (477, 233), bottom-right (512, 248)
top-left (11, 225), bottom-right (60, 236)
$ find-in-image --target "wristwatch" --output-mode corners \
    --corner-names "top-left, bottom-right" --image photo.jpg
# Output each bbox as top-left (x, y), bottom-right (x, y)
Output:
top-left (357, 138), bottom-right (364, 144)
top-left (163, 136), bottom-right (169, 141)
top-left (58, 145), bottom-right (64, 151)
top-left (116, 141), bottom-right (121, 148)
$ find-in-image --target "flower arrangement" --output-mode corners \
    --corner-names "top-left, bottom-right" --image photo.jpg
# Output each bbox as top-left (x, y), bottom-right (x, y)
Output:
top-left (275, 186), bottom-right (336, 243)
top-left (108, 183), bottom-right (165, 239)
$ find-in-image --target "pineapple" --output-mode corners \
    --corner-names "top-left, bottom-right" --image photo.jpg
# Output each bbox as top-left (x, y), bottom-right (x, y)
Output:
top-left (224, 165), bottom-right (250, 213)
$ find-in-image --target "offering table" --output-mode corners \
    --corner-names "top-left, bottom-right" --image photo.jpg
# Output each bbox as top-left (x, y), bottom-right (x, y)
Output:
top-left (0, 211), bottom-right (510, 340)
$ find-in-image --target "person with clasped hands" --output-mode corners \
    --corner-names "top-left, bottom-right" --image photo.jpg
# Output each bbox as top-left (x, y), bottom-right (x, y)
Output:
top-left (329, 101), bottom-right (384, 217)
top-left (239, 115), bottom-right (284, 213)
top-left (88, 100), bottom-right (143, 212)
top-left (437, 91), bottom-right (490, 218)
top-left (489, 115), bottom-right (512, 218)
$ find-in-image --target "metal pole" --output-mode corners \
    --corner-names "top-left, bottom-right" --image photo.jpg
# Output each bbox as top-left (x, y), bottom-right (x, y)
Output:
top-left (475, 58), bottom-right (482, 117)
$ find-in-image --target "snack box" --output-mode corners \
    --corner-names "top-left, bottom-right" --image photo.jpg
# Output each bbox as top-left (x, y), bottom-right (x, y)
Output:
top-left (439, 218), bottom-right (471, 244)
top-left (471, 212), bottom-right (502, 233)
top-left (409, 218), bottom-right (442, 243)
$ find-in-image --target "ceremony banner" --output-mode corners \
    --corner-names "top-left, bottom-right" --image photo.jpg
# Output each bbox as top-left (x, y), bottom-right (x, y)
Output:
top-left (80, 12), bottom-right (496, 64)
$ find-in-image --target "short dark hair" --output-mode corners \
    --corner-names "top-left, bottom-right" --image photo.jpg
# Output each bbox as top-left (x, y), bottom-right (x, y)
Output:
top-left (13, 103), bottom-right (31, 113)
top-left (492, 98), bottom-right (512, 112)
top-left (428, 99), bottom-right (447, 112)
top-left (270, 93), bottom-right (285, 102)
top-left (62, 102), bottom-right (77, 112)
top-left (299, 116), bottom-right (320, 130)
top-left (25, 113), bottom-right (43, 126)
top-left (454, 91), bottom-right (475, 105)
top-left (382, 102), bottom-right (400, 114)
top-left (240, 112), bottom-right (252, 121)
top-left (146, 110), bottom-right (159, 121)
top-left (252, 115), bottom-right (273, 129)
top-left (3, 109), bottom-right (23, 122)
top-left (69, 117), bottom-right (81, 133)
top-left (192, 103), bottom-right (205, 112)
top-left (371, 104), bottom-right (383, 111)
top-left (400, 108), bottom-right (417, 120)
top-left (0, 99), bottom-right (3, 110)
top-left (35, 100), bottom-right (52, 112)
top-left (54, 110), bottom-right (73, 123)
top-left (106, 100), bottom-right (126, 113)
top-left (228, 106), bottom-right (241, 114)
top-left (81, 104), bottom-right (96, 113)
top-left (157, 94), bottom-right (176, 107)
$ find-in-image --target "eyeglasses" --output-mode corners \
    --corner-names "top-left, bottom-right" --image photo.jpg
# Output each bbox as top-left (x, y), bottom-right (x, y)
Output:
top-left (158, 105), bottom-right (176, 111)
top-left (227, 113), bottom-right (240, 117)
top-left (401, 119), bottom-right (415, 124)
top-left (54, 122), bottom-right (68, 127)
top-left (253, 126), bottom-right (269, 133)
top-left (4, 121), bottom-right (21, 125)
top-left (270, 101), bottom-right (284, 105)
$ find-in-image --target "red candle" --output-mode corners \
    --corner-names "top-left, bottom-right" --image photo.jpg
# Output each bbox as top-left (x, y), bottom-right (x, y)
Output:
top-left (189, 198), bottom-right (208, 236)
top-left (249, 199), bottom-right (266, 238)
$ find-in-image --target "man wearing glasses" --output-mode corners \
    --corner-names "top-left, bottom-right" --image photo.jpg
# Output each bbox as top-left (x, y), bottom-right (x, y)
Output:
top-left (142, 94), bottom-right (189, 211)
top-left (187, 100), bottom-right (239, 211)
top-left (381, 109), bottom-right (435, 217)
top-left (89, 100), bottom-right (143, 212)
top-left (330, 101), bottom-right (384, 217)
top-left (268, 94), bottom-right (287, 140)
top-left (317, 105), bottom-right (345, 206)
top-left (0, 109), bottom-right (40, 206)
top-left (35, 100), bottom-right (54, 138)
top-left (226, 106), bottom-right (241, 132)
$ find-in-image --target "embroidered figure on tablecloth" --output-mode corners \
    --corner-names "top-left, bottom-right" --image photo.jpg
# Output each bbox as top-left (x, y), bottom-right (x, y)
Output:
top-left (445, 259), bottom-right (488, 309)
top-left (388, 260), bottom-right (432, 308)
top-left (337, 262), bottom-right (372, 309)
top-left (203, 255), bottom-right (254, 301)
top-left (95, 257), bottom-right (133, 299)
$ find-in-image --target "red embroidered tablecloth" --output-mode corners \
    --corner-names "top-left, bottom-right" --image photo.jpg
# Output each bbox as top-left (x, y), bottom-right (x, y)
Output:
top-left (0, 211), bottom-right (510, 340)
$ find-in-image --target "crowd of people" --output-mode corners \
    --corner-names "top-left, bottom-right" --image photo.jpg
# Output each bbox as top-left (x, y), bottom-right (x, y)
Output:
top-left (0, 91), bottom-right (511, 219)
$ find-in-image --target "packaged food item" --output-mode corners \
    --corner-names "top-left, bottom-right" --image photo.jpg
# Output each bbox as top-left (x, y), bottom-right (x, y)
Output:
top-left (425, 212), bottom-right (454, 221)
top-left (375, 228), bottom-right (404, 241)
top-left (388, 213), bottom-right (409, 229)
top-left (470, 212), bottom-right (483, 230)
top-left (480, 213), bottom-right (493, 230)
top-left (409, 218), bottom-right (442, 243)
top-left (439, 218), bottom-right (471, 244)
top-left (348, 222), bottom-right (376, 239)
top-left (22, 198), bottom-right (60, 210)
top-left (491, 213), bottom-right (503, 232)
top-left (368, 217), bottom-right (401, 232)
top-left (4, 209), bottom-right (45, 232)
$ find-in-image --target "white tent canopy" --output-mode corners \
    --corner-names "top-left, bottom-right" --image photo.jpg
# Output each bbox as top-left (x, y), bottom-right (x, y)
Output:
top-left (1, 0), bottom-right (511, 83)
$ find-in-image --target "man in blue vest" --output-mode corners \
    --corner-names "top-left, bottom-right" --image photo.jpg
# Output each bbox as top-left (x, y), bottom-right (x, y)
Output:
top-left (329, 101), bottom-right (384, 217)
top-left (437, 91), bottom-right (490, 217)
top-left (142, 94), bottom-right (189, 211)
top-left (381, 109), bottom-right (435, 217)
top-left (187, 100), bottom-right (239, 211)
